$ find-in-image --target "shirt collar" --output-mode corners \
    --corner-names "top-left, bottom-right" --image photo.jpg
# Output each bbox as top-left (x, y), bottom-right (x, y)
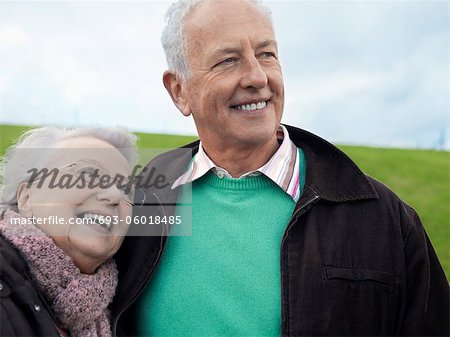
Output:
top-left (172, 125), bottom-right (301, 202)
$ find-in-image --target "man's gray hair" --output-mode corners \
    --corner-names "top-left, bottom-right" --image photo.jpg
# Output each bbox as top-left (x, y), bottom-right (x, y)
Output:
top-left (161, 0), bottom-right (272, 80)
top-left (0, 126), bottom-right (138, 214)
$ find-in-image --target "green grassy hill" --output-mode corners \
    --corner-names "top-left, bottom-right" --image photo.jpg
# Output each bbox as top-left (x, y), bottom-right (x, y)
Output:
top-left (1, 124), bottom-right (449, 278)
top-left (339, 145), bottom-right (449, 278)
top-left (0, 124), bottom-right (199, 155)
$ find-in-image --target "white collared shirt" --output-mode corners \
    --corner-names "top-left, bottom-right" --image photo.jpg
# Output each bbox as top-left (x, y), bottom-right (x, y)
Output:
top-left (172, 125), bottom-right (302, 202)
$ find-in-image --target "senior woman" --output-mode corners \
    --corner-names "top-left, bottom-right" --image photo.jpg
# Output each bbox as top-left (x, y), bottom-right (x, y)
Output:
top-left (0, 126), bottom-right (137, 336)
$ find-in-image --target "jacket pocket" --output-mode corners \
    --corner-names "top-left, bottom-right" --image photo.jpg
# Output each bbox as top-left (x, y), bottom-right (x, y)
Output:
top-left (324, 265), bottom-right (396, 288)
top-left (321, 265), bottom-right (397, 336)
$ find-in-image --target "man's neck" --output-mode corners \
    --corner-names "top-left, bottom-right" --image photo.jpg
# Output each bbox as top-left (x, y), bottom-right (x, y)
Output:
top-left (202, 138), bottom-right (280, 178)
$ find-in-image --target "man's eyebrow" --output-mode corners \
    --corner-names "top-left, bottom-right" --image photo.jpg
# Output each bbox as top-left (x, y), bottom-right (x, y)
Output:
top-left (209, 39), bottom-right (278, 60)
top-left (255, 39), bottom-right (278, 50)
top-left (210, 47), bottom-right (240, 59)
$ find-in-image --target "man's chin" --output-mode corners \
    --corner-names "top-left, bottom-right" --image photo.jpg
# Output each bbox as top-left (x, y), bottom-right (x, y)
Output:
top-left (233, 127), bottom-right (279, 148)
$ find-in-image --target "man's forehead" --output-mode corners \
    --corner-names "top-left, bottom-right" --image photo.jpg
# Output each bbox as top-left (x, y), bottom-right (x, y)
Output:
top-left (183, 1), bottom-right (275, 51)
top-left (184, 0), bottom-right (270, 29)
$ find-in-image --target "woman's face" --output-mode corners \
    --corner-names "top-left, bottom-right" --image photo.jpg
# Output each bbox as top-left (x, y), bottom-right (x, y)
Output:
top-left (17, 137), bottom-right (133, 274)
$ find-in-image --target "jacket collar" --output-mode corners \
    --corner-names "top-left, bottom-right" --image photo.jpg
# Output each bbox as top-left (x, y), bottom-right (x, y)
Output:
top-left (141, 124), bottom-right (378, 204)
top-left (284, 124), bottom-right (378, 202)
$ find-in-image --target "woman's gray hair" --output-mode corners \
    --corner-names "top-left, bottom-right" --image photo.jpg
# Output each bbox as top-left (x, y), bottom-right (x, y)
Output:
top-left (161, 0), bottom-right (272, 80)
top-left (0, 126), bottom-right (138, 214)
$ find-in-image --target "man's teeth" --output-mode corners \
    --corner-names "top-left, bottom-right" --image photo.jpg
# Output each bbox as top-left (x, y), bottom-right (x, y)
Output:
top-left (81, 213), bottom-right (112, 230)
top-left (234, 101), bottom-right (267, 111)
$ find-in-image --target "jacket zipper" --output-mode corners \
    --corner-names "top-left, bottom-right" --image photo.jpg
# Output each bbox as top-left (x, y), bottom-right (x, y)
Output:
top-left (282, 193), bottom-right (320, 245)
top-left (112, 192), bottom-right (168, 337)
top-left (280, 192), bottom-right (320, 336)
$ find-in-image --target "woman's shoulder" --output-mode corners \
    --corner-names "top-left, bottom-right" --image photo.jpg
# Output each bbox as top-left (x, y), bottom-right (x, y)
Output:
top-left (0, 240), bottom-right (26, 299)
top-left (0, 235), bottom-right (30, 285)
top-left (0, 212), bottom-right (30, 277)
top-left (0, 235), bottom-right (62, 337)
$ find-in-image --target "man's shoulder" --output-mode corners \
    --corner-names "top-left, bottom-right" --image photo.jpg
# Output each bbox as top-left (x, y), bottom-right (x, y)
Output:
top-left (146, 140), bottom-right (199, 168)
top-left (283, 125), bottom-right (379, 202)
top-left (365, 175), bottom-right (401, 201)
top-left (365, 175), bottom-right (419, 221)
top-left (138, 140), bottom-right (200, 186)
top-left (284, 124), bottom-right (417, 216)
top-left (156, 140), bottom-right (199, 161)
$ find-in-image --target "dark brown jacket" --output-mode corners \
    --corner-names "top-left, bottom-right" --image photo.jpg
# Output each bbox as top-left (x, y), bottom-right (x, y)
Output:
top-left (112, 125), bottom-right (449, 336)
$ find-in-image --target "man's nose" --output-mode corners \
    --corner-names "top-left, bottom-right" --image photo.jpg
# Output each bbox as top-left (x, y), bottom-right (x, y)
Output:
top-left (239, 56), bottom-right (268, 89)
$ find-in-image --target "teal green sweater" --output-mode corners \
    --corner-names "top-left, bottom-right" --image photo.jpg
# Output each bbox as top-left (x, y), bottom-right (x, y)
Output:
top-left (137, 160), bottom-right (305, 336)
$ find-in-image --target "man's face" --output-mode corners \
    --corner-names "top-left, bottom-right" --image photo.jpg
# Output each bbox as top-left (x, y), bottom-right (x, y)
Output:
top-left (179, 0), bottom-right (284, 151)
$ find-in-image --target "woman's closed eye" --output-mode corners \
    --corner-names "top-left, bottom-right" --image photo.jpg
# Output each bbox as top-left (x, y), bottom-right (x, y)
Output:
top-left (79, 167), bottom-right (100, 179)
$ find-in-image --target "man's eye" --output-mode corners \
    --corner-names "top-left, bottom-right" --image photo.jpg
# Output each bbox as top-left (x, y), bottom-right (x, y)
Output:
top-left (223, 57), bottom-right (238, 63)
top-left (259, 51), bottom-right (276, 59)
top-left (214, 57), bottom-right (238, 67)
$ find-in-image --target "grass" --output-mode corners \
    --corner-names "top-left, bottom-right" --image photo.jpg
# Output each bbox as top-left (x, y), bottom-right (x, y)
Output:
top-left (134, 131), bottom-right (198, 149)
top-left (1, 124), bottom-right (448, 279)
top-left (0, 124), bottom-right (198, 155)
top-left (0, 124), bottom-right (35, 155)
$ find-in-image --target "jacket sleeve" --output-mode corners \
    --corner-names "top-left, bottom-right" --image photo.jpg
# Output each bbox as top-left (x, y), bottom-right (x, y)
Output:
top-left (0, 290), bottom-right (23, 336)
top-left (399, 204), bottom-right (449, 336)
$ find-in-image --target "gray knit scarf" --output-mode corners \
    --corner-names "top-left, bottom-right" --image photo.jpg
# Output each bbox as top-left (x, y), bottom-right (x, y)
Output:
top-left (0, 210), bottom-right (117, 337)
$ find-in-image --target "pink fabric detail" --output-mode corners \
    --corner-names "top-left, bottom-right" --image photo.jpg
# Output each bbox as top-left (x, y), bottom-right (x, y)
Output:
top-left (0, 210), bottom-right (118, 337)
top-left (171, 125), bottom-right (302, 202)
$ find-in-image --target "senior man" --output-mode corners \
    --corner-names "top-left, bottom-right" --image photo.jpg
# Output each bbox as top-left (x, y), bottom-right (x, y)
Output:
top-left (111, 0), bottom-right (449, 336)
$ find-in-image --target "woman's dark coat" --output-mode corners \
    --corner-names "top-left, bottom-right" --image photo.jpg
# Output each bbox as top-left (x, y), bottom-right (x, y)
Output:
top-left (0, 236), bottom-right (62, 336)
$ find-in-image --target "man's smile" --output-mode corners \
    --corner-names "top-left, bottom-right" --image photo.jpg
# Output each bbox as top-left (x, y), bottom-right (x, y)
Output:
top-left (231, 100), bottom-right (268, 111)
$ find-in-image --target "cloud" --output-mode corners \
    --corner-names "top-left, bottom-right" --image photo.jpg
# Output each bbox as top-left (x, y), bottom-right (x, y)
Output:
top-left (0, 25), bottom-right (30, 50)
top-left (0, 0), bottom-right (448, 148)
top-left (273, 0), bottom-right (449, 148)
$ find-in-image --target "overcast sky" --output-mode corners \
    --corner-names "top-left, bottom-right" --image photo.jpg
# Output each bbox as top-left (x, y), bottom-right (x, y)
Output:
top-left (0, 0), bottom-right (448, 149)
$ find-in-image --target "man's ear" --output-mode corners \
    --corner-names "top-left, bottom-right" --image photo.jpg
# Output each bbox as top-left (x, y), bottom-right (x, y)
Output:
top-left (163, 71), bottom-right (191, 116)
top-left (16, 183), bottom-right (33, 218)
